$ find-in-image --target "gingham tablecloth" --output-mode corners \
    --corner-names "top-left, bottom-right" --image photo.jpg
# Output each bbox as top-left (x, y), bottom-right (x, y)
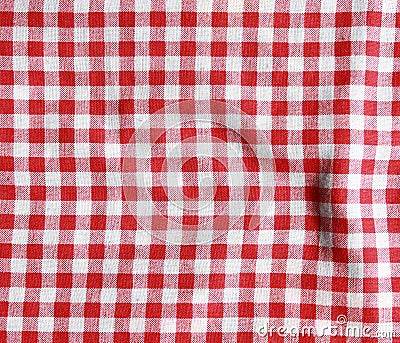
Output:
top-left (0, 0), bottom-right (399, 342)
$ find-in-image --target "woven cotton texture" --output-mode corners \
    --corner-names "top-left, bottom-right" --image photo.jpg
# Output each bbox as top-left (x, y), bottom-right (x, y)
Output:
top-left (0, 0), bottom-right (399, 342)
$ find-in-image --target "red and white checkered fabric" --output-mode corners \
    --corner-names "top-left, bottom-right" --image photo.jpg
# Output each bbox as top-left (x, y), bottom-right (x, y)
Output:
top-left (122, 100), bottom-right (275, 245)
top-left (0, 0), bottom-right (399, 342)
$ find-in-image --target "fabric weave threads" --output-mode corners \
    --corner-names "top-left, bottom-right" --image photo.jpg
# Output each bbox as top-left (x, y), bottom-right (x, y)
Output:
top-left (0, 0), bottom-right (399, 341)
